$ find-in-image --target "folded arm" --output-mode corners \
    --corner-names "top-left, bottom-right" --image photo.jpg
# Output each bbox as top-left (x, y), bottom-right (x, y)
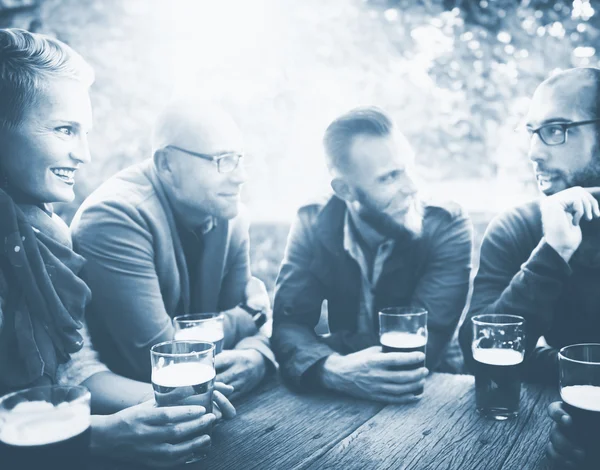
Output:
top-left (218, 229), bottom-right (277, 370)
top-left (73, 202), bottom-right (176, 381)
top-left (272, 212), bottom-right (337, 390)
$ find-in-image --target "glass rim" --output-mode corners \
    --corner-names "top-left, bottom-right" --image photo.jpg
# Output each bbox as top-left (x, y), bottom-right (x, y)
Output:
top-left (150, 340), bottom-right (215, 357)
top-left (471, 314), bottom-right (525, 326)
top-left (0, 385), bottom-right (91, 409)
top-left (379, 307), bottom-right (427, 317)
top-left (173, 313), bottom-right (224, 324)
top-left (558, 343), bottom-right (600, 365)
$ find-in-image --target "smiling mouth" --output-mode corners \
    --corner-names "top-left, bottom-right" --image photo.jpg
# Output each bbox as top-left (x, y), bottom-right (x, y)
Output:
top-left (536, 173), bottom-right (557, 184)
top-left (51, 167), bottom-right (76, 184)
top-left (395, 198), bottom-right (415, 214)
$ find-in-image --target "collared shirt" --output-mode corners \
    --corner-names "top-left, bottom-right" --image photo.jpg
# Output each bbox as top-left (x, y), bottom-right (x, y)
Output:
top-left (342, 212), bottom-right (395, 339)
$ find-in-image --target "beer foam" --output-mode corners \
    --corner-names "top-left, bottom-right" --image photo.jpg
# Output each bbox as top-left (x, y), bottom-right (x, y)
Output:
top-left (380, 331), bottom-right (427, 349)
top-left (174, 325), bottom-right (224, 343)
top-left (152, 362), bottom-right (215, 388)
top-left (561, 385), bottom-right (600, 412)
top-left (0, 402), bottom-right (90, 446)
top-left (473, 348), bottom-right (524, 366)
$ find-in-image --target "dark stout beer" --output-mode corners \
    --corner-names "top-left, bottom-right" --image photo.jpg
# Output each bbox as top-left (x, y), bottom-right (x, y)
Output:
top-left (380, 331), bottom-right (427, 394)
top-left (473, 348), bottom-right (523, 420)
top-left (561, 385), bottom-right (600, 469)
top-left (0, 401), bottom-right (91, 470)
top-left (380, 332), bottom-right (426, 356)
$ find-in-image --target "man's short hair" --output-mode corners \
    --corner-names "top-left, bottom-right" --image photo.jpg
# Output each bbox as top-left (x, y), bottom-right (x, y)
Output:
top-left (0, 28), bottom-right (94, 130)
top-left (323, 106), bottom-right (394, 173)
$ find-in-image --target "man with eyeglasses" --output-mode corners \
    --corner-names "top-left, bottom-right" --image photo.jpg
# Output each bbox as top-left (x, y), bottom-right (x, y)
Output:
top-left (70, 101), bottom-right (276, 397)
top-left (458, 67), bottom-right (600, 468)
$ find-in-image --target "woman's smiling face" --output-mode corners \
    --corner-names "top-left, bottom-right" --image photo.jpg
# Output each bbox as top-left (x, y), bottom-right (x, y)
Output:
top-left (0, 77), bottom-right (93, 203)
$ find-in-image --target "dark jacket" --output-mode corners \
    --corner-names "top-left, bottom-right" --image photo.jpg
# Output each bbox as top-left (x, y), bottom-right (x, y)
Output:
top-left (459, 200), bottom-right (600, 383)
top-left (272, 195), bottom-right (473, 389)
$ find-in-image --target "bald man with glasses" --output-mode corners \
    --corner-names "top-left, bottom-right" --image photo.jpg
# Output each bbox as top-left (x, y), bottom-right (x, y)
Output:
top-left (70, 101), bottom-right (276, 397)
top-left (458, 68), bottom-right (600, 468)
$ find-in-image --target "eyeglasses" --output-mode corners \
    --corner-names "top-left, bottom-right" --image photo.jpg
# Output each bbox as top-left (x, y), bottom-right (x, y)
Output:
top-left (166, 145), bottom-right (243, 173)
top-left (525, 118), bottom-right (600, 146)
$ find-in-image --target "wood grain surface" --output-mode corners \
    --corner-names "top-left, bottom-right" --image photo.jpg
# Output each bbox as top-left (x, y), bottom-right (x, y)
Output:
top-left (92, 374), bottom-right (556, 470)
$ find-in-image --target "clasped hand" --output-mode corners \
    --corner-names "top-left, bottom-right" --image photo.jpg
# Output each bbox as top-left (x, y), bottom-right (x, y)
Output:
top-left (322, 346), bottom-right (429, 404)
top-left (92, 382), bottom-right (236, 468)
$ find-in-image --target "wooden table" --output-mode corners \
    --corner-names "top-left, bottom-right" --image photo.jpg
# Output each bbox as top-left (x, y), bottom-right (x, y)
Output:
top-left (97, 373), bottom-right (560, 470)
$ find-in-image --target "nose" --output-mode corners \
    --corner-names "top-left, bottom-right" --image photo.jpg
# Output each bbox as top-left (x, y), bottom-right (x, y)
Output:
top-left (400, 174), bottom-right (418, 196)
top-left (71, 135), bottom-right (92, 165)
top-left (528, 132), bottom-right (548, 164)
top-left (228, 158), bottom-right (248, 185)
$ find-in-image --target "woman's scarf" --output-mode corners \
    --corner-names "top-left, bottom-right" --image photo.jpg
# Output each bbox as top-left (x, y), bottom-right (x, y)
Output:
top-left (0, 188), bottom-right (91, 391)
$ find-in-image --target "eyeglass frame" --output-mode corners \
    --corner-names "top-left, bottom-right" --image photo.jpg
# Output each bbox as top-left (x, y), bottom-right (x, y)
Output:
top-left (524, 118), bottom-right (600, 146)
top-left (166, 145), bottom-right (244, 173)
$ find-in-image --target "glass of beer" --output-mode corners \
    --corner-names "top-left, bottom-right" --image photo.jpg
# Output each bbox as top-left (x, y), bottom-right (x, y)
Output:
top-left (0, 385), bottom-right (91, 470)
top-left (471, 314), bottom-right (525, 420)
top-left (558, 343), bottom-right (600, 470)
top-left (379, 307), bottom-right (428, 395)
top-left (151, 340), bottom-right (216, 462)
top-left (173, 313), bottom-right (225, 354)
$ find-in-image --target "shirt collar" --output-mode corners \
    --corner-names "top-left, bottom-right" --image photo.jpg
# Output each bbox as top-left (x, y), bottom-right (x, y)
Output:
top-left (343, 211), bottom-right (394, 258)
top-left (198, 216), bottom-right (217, 235)
top-left (174, 211), bottom-right (217, 239)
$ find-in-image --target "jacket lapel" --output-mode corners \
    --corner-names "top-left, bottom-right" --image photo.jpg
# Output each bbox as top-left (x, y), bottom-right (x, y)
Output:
top-left (145, 162), bottom-right (190, 314)
top-left (310, 196), bottom-right (361, 331)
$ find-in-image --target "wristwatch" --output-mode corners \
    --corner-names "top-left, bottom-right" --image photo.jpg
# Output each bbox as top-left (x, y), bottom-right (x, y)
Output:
top-left (238, 302), bottom-right (267, 329)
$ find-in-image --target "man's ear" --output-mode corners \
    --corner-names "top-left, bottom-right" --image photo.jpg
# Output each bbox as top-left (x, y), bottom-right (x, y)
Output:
top-left (331, 177), bottom-right (354, 202)
top-left (154, 149), bottom-right (172, 174)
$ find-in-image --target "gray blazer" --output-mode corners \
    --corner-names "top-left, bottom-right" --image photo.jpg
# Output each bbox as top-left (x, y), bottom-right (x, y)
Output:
top-left (71, 159), bottom-right (274, 382)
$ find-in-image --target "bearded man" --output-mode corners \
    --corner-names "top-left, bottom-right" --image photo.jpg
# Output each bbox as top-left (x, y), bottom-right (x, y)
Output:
top-left (456, 68), bottom-right (600, 469)
top-left (272, 106), bottom-right (473, 403)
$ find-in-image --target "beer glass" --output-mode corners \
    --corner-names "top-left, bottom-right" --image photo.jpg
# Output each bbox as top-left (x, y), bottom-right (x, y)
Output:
top-left (151, 340), bottom-right (216, 463)
top-left (471, 314), bottom-right (525, 420)
top-left (379, 307), bottom-right (428, 395)
top-left (0, 385), bottom-right (91, 470)
top-left (558, 343), bottom-right (600, 470)
top-left (173, 313), bottom-right (225, 354)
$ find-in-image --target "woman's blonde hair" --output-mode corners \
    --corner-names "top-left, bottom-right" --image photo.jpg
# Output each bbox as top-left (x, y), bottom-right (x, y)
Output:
top-left (0, 28), bottom-right (94, 130)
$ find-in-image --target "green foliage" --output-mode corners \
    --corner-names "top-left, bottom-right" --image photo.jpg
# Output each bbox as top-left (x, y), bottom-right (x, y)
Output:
top-left (368, 0), bottom-right (600, 184)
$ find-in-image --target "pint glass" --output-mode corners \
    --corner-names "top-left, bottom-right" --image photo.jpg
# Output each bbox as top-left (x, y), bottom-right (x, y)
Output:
top-left (150, 340), bottom-right (216, 410)
top-left (151, 340), bottom-right (216, 463)
top-left (0, 385), bottom-right (91, 470)
top-left (558, 343), bottom-right (600, 470)
top-left (471, 314), bottom-right (525, 420)
top-left (379, 307), bottom-right (428, 395)
top-left (173, 313), bottom-right (225, 354)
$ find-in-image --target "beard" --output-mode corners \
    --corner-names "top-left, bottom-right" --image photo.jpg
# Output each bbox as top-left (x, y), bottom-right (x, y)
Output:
top-left (568, 157), bottom-right (600, 188)
top-left (355, 188), bottom-right (423, 240)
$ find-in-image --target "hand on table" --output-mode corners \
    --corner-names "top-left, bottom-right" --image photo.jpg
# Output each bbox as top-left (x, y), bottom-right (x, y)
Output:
top-left (215, 349), bottom-right (267, 398)
top-left (546, 401), bottom-right (585, 469)
top-left (320, 346), bottom-right (428, 404)
top-left (90, 383), bottom-right (235, 467)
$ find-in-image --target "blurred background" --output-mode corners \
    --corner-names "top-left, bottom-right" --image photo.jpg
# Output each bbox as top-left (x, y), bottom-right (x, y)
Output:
top-left (2, 0), bottom-right (599, 293)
